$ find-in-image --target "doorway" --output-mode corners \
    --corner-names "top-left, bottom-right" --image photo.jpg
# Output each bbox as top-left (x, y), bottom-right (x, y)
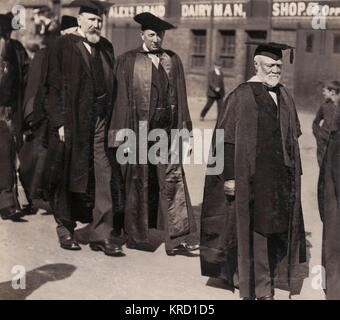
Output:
top-left (245, 30), bottom-right (267, 81)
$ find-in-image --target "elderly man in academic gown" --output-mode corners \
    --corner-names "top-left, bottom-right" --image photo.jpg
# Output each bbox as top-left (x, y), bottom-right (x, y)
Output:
top-left (46, 0), bottom-right (124, 256)
top-left (318, 80), bottom-right (340, 300)
top-left (200, 42), bottom-right (308, 300)
top-left (109, 12), bottom-right (199, 256)
top-left (0, 13), bottom-right (29, 221)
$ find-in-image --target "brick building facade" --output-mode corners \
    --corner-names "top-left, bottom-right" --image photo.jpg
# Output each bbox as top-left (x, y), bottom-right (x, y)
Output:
top-left (105, 0), bottom-right (340, 109)
top-left (1, 0), bottom-right (340, 109)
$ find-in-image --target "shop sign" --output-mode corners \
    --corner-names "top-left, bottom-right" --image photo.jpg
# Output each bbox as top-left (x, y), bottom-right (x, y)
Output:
top-left (272, 1), bottom-right (340, 17)
top-left (109, 3), bottom-right (166, 19)
top-left (181, 2), bottom-right (247, 18)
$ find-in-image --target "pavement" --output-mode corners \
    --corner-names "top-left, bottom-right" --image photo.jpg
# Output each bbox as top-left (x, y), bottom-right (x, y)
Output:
top-left (0, 97), bottom-right (326, 300)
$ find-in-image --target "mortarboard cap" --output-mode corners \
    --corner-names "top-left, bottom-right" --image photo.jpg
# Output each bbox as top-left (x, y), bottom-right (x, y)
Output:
top-left (68, 0), bottom-right (114, 16)
top-left (134, 12), bottom-right (175, 32)
top-left (5, 12), bottom-right (14, 31)
top-left (60, 15), bottom-right (78, 31)
top-left (246, 41), bottom-right (295, 64)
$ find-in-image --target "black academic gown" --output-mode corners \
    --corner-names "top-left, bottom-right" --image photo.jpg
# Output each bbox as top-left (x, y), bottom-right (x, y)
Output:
top-left (108, 48), bottom-right (196, 246)
top-left (19, 47), bottom-right (51, 202)
top-left (0, 38), bottom-right (29, 210)
top-left (5, 39), bottom-right (29, 151)
top-left (0, 120), bottom-right (17, 209)
top-left (318, 103), bottom-right (340, 300)
top-left (200, 82), bottom-right (308, 298)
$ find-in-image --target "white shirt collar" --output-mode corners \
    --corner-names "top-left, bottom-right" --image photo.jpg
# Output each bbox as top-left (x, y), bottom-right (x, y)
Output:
top-left (214, 67), bottom-right (221, 75)
top-left (247, 75), bottom-right (262, 83)
top-left (143, 43), bottom-right (160, 68)
top-left (143, 43), bottom-right (149, 53)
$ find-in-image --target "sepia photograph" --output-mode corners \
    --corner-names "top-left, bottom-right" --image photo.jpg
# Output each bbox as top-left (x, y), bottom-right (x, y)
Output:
top-left (0, 0), bottom-right (340, 306)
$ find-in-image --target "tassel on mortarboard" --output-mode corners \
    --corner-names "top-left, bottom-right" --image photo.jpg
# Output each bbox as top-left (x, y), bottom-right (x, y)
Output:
top-left (290, 48), bottom-right (294, 64)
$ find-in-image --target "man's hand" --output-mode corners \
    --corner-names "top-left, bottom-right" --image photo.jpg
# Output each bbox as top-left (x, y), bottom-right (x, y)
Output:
top-left (215, 87), bottom-right (221, 92)
top-left (224, 180), bottom-right (235, 196)
top-left (58, 126), bottom-right (65, 142)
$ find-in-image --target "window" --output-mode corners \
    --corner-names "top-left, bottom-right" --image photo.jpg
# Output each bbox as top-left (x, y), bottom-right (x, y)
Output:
top-left (334, 34), bottom-right (340, 54)
top-left (191, 30), bottom-right (206, 68)
top-left (306, 33), bottom-right (314, 53)
top-left (219, 30), bottom-right (235, 68)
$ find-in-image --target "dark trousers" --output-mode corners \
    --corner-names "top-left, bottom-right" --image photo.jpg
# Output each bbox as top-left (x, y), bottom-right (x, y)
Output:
top-left (0, 119), bottom-right (20, 215)
top-left (150, 163), bottom-right (193, 251)
top-left (88, 117), bottom-right (113, 242)
top-left (200, 97), bottom-right (224, 119)
top-left (56, 117), bottom-right (113, 242)
top-left (0, 187), bottom-right (20, 214)
top-left (252, 231), bottom-right (288, 298)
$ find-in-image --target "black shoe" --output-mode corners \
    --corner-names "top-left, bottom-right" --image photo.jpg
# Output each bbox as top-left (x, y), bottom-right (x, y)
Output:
top-left (200, 116), bottom-right (204, 121)
top-left (126, 241), bottom-right (154, 252)
top-left (257, 295), bottom-right (274, 300)
top-left (1, 210), bottom-right (24, 222)
top-left (21, 206), bottom-right (37, 216)
top-left (59, 235), bottom-right (81, 251)
top-left (90, 239), bottom-right (124, 256)
top-left (166, 242), bottom-right (200, 256)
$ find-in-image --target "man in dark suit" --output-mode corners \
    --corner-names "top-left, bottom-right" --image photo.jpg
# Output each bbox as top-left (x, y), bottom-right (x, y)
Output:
top-left (313, 81), bottom-right (337, 167)
top-left (200, 59), bottom-right (225, 121)
top-left (46, 0), bottom-right (123, 256)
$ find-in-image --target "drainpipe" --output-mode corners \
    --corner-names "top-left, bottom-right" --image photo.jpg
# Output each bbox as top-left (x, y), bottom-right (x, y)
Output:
top-left (208, 0), bottom-right (214, 72)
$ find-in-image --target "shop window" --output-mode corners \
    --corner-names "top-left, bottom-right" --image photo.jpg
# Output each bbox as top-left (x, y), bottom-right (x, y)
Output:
top-left (191, 30), bottom-right (206, 68)
top-left (334, 34), bottom-right (340, 54)
top-left (306, 33), bottom-right (314, 53)
top-left (219, 30), bottom-right (235, 68)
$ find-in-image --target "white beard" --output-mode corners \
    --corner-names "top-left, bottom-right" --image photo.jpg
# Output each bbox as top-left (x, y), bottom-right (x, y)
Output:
top-left (85, 32), bottom-right (100, 44)
top-left (256, 71), bottom-right (281, 88)
top-left (263, 74), bottom-right (281, 87)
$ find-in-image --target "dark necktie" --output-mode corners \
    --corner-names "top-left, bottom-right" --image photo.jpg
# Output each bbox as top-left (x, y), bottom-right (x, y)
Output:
top-left (266, 85), bottom-right (279, 94)
top-left (149, 49), bottom-right (163, 56)
top-left (80, 36), bottom-right (98, 54)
